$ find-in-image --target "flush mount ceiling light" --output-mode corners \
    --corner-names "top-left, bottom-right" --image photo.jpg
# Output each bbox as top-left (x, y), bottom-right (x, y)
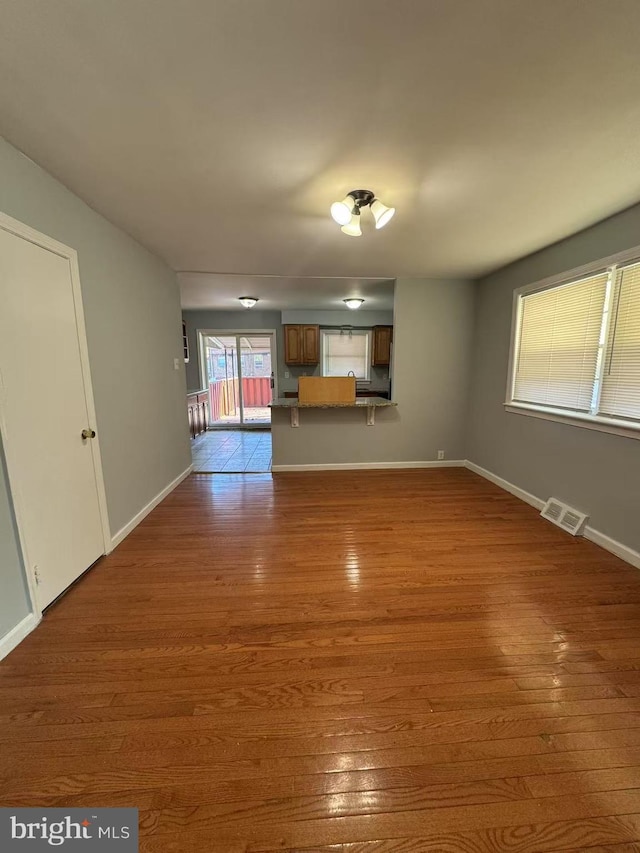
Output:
top-left (343, 298), bottom-right (365, 310)
top-left (238, 297), bottom-right (258, 308)
top-left (330, 189), bottom-right (395, 237)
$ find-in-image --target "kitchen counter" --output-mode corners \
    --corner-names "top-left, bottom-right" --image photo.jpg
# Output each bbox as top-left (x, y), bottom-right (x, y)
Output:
top-left (270, 396), bottom-right (396, 427)
top-left (269, 396), bottom-right (396, 409)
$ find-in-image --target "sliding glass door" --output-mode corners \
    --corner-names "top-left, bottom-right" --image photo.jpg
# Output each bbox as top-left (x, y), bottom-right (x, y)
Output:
top-left (200, 331), bottom-right (275, 427)
top-left (205, 335), bottom-right (241, 425)
top-left (238, 335), bottom-right (274, 425)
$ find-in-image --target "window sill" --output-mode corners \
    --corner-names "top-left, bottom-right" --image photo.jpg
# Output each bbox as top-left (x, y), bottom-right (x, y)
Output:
top-left (504, 402), bottom-right (640, 441)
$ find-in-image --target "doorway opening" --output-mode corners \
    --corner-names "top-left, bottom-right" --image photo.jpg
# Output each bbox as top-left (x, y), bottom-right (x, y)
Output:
top-left (192, 330), bottom-right (276, 473)
top-left (200, 332), bottom-right (276, 427)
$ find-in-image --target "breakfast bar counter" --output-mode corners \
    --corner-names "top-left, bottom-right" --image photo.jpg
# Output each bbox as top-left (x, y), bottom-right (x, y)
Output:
top-left (269, 396), bottom-right (397, 426)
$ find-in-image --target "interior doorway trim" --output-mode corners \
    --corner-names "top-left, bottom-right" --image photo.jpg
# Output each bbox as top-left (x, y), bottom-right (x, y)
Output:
top-left (0, 211), bottom-right (111, 618)
top-left (197, 328), bottom-right (278, 428)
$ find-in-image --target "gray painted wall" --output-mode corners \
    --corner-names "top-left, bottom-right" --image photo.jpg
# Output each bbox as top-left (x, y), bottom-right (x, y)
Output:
top-left (272, 278), bottom-right (475, 465)
top-left (183, 309), bottom-right (395, 395)
top-left (0, 137), bottom-right (191, 638)
top-left (0, 438), bottom-right (31, 636)
top-left (467, 202), bottom-right (640, 553)
top-left (182, 310), bottom-right (285, 392)
top-left (281, 309), bottom-right (394, 326)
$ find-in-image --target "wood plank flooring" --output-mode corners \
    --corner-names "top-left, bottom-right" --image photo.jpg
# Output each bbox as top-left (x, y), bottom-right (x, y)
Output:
top-left (3, 468), bottom-right (640, 851)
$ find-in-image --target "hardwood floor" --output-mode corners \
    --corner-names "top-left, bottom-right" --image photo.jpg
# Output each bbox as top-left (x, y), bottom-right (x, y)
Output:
top-left (3, 468), bottom-right (640, 851)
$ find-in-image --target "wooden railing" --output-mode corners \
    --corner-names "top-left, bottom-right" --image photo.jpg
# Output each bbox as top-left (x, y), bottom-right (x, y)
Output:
top-left (241, 377), bottom-right (271, 407)
top-left (209, 377), bottom-right (271, 421)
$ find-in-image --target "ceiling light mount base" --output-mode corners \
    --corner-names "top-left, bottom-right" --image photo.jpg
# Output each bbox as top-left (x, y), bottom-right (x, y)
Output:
top-left (348, 189), bottom-right (375, 209)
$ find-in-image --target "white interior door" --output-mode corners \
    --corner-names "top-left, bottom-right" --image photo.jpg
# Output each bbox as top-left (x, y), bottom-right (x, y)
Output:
top-left (0, 225), bottom-right (106, 610)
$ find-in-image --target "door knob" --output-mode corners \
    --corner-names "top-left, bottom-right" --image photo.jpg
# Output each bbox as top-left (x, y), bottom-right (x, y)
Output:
top-left (81, 429), bottom-right (96, 440)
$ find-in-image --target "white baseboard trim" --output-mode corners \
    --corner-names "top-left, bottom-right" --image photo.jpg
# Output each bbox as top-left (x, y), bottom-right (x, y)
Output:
top-left (108, 464), bottom-right (193, 552)
top-left (464, 460), bottom-right (545, 510)
top-left (583, 526), bottom-right (640, 570)
top-left (465, 459), bottom-right (640, 570)
top-left (0, 612), bottom-right (41, 662)
top-left (272, 460), bottom-right (467, 472)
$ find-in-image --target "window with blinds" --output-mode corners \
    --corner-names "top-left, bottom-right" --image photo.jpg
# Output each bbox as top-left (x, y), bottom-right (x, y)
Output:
top-left (513, 272), bottom-right (609, 411)
top-left (321, 329), bottom-right (371, 380)
top-left (600, 262), bottom-right (640, 421)
top-left (509, 259), bottom-right (640, 432)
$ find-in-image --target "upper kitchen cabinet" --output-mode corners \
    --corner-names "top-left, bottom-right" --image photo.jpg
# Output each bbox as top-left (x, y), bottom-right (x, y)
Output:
top-left (372, 325), bottom-right (393, 366)
top-left (284, 324), bottom-right (319, 365)
top-left (284, 325), bottom-right (302, 364)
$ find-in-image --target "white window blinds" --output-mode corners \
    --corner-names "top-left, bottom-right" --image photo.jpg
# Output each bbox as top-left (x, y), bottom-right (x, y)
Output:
top-left (322, 330), bottom-right (370, 379)
top-left (514, 272), bottom-right (609, 411)
top-left (600, 262), bottom-right (640, 421)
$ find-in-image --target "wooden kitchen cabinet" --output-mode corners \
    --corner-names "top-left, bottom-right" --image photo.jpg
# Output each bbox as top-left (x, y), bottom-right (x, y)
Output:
top-left (372, 325), bottom-right (393, 367)
top-left (200, 393), bottom-right (210, 432)
top-left (283, 324), bottom-right (319, 365)
top-left (301, 325), bottom-right (319, 363)
top-left (284, 325), bottom-right (302, 364)
top-left (187, 391), bottom-right (209, 439)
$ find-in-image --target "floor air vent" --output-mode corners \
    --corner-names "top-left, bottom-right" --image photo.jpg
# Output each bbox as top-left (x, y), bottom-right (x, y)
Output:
top-left (541, 498), bottom-right (588, 536)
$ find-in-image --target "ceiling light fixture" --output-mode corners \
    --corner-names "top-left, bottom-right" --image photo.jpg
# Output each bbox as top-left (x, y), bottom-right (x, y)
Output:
top-left (341, 208), bottom-right (362, 238)
top-left (330, 196), bottom-right (356, 226)
top-left (343, 298), bottom-right (365, 310)
top-left (239, 297), bottom-right (258, 308)
top-left (330, 190), bottom-right (395, 237)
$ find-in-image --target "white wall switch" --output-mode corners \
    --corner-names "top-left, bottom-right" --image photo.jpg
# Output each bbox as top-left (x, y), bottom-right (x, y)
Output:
top-left (173, 358), bottom-right (181, 371)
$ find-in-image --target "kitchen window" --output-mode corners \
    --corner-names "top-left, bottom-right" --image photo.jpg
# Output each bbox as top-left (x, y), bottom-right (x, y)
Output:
top-left (506, 256), bottom-right (640, 439)
top-left (321, 329), bottom-right (372, 380)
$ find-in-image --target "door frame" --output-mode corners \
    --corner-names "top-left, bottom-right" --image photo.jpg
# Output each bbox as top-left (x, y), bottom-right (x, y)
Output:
top-left (197, 329), bottom-right (278, 428)
top-left (0, 211), bottom-right (111, 617)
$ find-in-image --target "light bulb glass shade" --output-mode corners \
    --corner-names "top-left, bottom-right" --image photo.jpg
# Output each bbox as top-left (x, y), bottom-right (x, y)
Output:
top-left (239, 297), bottom-right (258, 308)
top-left (330, 195), bottom-right (355, 225)
top-left (340, 211), bottom-right (362, 237)
top-left (370, 198), bottom-right (395, 229)
top-left (343, 298), bottom-right (365, 309)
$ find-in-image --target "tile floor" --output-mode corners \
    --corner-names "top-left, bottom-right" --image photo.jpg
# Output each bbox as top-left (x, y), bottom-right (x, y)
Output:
top-left (213, 406), bottom-right (270, 425)
top-left (191, 429), bottom-right (272, 472)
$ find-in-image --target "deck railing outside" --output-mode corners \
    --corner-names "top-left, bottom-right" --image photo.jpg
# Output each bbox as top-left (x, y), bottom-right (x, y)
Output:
top-left (209, 377), bottom-right (271, 422)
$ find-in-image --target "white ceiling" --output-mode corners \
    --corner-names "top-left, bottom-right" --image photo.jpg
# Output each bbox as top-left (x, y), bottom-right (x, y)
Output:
top-left (179, 274), bottom-right (395, 311)
top-left (2, 0), bottom-right (640, 291)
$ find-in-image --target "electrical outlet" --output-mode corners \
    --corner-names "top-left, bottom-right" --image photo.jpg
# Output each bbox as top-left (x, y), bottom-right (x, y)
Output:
top-left (284, 370), bottom-right (290, 379)
top-left (437, 450), bottom-right (445, 460)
